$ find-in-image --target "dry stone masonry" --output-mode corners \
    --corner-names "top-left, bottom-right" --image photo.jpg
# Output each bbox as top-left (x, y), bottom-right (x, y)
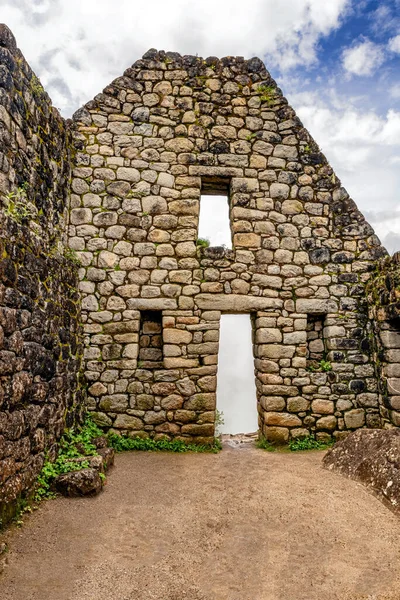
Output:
top-left (0, 25), bottom-right (82, 526)
top-left (1, 24), bottom-right (400, 521)
top-left (69, 48), bottom-right (388, 445)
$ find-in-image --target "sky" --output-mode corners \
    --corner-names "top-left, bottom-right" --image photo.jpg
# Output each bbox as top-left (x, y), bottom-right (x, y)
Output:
top-left (1, 0), bottom-right (400, 252)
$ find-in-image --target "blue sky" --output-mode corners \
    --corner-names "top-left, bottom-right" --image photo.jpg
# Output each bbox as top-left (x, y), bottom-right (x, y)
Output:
top-left (1, 0), bottom-right (399, 250)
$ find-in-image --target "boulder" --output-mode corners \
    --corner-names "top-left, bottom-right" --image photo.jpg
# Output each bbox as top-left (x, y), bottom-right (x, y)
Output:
top-left (323, 429), bottom-right (400, 514)
top-left (55, 468), bottom-right (103, 497)
top-left (97, 447), bottom-right (115, 471)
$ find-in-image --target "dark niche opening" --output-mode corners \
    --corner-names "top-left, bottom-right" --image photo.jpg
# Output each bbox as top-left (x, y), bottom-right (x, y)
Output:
top-left (138, 310), bottom-right (163, 369)
top-left (306, 314), bottom-right (327, 369)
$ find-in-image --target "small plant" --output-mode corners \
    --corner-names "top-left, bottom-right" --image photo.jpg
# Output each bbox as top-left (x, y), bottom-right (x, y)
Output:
top-left (257, 84), bottom-right (276, 105)
top-left (215, 409), bottom-right (225, 437)
top-left (306, 359), bottom-right (332, 372)
top-left (63, 247), bottom-right (81, 266)
top-left (34, 416), bottom-right (104, 501)
top-left (2, 183), bottom-right (35, 223)
top-left (107, 433), bottom-right (221, 454)
top-left (319, 359), bottom-right (332, 372)
top-left (256, 436), bottom-right (277, 451)
top-left (289, 435), bottom-right (333, 452)
top-left (196, 238), bottom-right (210, 248)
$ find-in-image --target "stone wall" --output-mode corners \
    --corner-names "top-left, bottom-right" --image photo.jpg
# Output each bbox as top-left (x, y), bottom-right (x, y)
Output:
top-left (0, 25), bottom-right (82, 527)
top-left (70, 48), bottom-right (387, 444)
top-left (0, 24), bottom-right (70, 246)
top-left (367, 253), bottom-right (400, 428)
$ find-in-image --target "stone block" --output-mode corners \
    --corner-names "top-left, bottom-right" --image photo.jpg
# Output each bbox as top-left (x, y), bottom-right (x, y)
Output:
top-left (380, 331), bottom-right (400, 348)
top-left (114, 414), bottom-right (144, 430)
top-left (287, 397), bottom-right (310, 412)
top-left (264, 412), bottom-right (302, 427)
top-left (233, 233), bottom-right (261, 248)
top-left (264, 426), bottom-right (289, 444)
top-left (316, 415), bottom-right (337, 430)
top-left (163, 329), bottom-right (192, 344)
top-left (256, 328), bottom-right (282, 344)
top-left (311, 399), bottom-right (334, 414)
top-left (195, 294), bottom-right (282, 311)
top-left (296, 299), bottom-right (338, 314)
top-left (344, 409), bottom-right (365, 429)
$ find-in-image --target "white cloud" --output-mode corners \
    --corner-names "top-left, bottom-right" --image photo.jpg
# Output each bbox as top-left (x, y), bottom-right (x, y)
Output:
top-left (1, 0), bottom-right (400, 252)
top-left (390, 83), bottom-right (400, 98)
top-left (1, 0), bottom-right (350, 115)
top-left (342, 38), bottom-right (385, 76)
top-left (287, 89), bottom-right (400, 251)
top-left (388, 34), bottom-right (400, 53)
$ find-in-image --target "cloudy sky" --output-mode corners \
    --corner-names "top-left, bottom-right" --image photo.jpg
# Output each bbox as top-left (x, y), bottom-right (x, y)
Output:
top-left (1, 0), bottom-right (400, 252)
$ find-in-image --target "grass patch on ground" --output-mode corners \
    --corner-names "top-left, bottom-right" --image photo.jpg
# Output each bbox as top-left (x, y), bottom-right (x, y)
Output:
top-left (256, 435), bottom-right (334, 453)
top-left (107, 433), bottom-right (222, 454)
top-left (288, 436), bottom-right (334, 452)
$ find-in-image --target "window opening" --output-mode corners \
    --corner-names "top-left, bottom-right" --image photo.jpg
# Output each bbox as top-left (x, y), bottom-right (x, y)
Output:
top-left (138, 311), bottom-right (163, 369)
top-left (198, 178), bottom-right (231, 248)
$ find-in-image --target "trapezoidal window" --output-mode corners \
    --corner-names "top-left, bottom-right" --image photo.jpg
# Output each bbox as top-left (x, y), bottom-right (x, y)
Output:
top-left (138, 311), bottom-right (163, 369)
top-left (198, 178), bottom-right (232, 249)
top-left (306, 314), bottom-right (327, 370)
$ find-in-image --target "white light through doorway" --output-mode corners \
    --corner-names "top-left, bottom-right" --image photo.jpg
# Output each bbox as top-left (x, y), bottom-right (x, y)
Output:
top-left (217, 314), bottom-right (258, 435)
top-left (198, 194), bottom-right (232, 248)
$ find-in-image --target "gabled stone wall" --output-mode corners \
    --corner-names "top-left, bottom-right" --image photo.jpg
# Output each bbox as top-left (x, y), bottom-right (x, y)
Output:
top-left (0, 25), bottom-right (82, 527)
top-left (70, 48), bottom-right (387, 444)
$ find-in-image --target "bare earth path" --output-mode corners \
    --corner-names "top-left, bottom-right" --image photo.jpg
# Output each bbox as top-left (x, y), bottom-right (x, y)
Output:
top-left (2, 447), bottom-right (400, 600)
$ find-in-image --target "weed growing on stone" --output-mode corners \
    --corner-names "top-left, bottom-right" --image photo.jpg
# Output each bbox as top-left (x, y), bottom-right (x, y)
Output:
top-left (107, 433), bottom-right (221, 453)
top-left (257, 84), bottom-right (276, 105)
top-left (215, 409), bottom-right (225, 437)
top-left (34, 417), bottom-right (104, 501)
top-left (288, 436), bottom-right (333, 452)
top-left (3, 183), bottom-right (35, 223)
top-left (63, 247), bottom-right (81, 265)
top-left (196, 237), bottom-right (210, 248)
top-left (306, 359), bottom-right (332, 372)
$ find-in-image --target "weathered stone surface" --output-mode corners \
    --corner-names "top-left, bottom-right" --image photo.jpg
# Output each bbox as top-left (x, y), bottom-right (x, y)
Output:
top-left (55, 468), bottom-right (103, 497)
top-left (0, 31), bottom-right (388, 518)
top-left (323, 429), bottom-right (400, 514)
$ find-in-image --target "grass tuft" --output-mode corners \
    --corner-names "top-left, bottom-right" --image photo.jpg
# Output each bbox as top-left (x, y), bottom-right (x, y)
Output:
top-left (107, 433), bottom-right (221, 454)
top-left (288, 436), bottom-right (333, 452)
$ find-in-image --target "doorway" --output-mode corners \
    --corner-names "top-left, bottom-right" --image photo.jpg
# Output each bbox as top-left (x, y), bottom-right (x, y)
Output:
top-left (216, 314), bottom-right (258, 435)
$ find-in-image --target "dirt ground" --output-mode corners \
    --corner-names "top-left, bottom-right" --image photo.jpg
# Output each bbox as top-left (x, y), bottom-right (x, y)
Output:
top-left (1, 446), bottom-right (400, 600)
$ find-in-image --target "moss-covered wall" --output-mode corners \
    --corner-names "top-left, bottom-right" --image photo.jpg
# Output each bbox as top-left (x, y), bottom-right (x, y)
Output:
top-left (367, 253), bottom-right (400, 429)
top-left (0, 24), bottom-right (83, 528)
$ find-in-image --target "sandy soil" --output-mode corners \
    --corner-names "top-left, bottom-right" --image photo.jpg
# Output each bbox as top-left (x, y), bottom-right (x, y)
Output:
top-left (1, 446), bottom-right (400, 600)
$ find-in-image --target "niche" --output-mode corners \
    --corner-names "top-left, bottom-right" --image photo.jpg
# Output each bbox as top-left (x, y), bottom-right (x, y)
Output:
top-left (138, 311), bottom-right (163, 369)
top-left (306, 314), bottom-right (326, 369)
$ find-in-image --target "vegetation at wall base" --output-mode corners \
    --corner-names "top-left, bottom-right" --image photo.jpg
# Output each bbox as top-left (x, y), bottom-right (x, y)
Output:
top-left (256, 434), bottom-right (333, 452)
top-left (107, 433), bottom-right (222, 453)
top-left (288, 436), bottom-right (334, 452)
top-left (34, 416), bottom-right (104, 501)
top-left (255, 436), bottom-right (277, 451)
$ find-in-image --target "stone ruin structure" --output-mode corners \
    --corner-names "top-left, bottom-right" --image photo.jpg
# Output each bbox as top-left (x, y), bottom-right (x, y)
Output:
top-left (1, 23), bottom-right (400, 522)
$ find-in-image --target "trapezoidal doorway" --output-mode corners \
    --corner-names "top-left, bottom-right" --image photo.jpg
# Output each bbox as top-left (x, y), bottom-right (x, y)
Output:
top-left (216, 314), bottom-right (258, 435)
